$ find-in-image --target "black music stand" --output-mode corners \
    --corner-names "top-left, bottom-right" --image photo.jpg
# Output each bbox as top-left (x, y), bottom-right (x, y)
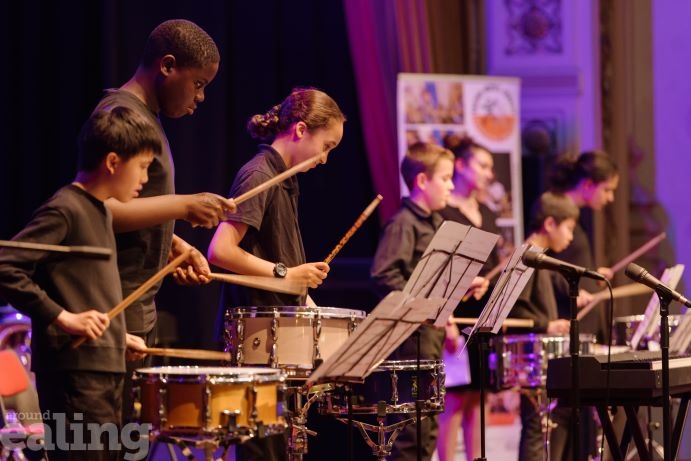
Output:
top-left (461, 243), bottom-right (538, 461)
top-left (309, 222), bottom-right (497, 461)
top-left (306, 291), bottom-right (446, 460)
top-left (401, 221), bottom-right (497, 461)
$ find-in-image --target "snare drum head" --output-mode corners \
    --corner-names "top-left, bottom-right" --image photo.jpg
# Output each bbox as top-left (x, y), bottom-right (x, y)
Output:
top-left (226, 306), bottom-right (366, 319)
top-left (134, 366), bottom-right (284, 383)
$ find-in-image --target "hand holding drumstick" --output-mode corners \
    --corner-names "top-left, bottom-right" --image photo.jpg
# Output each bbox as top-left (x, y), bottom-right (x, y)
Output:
top-left (70, 249), bottom-right (192, 349)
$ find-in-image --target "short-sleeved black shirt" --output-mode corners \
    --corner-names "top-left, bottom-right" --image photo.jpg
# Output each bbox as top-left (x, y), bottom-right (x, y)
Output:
top-left (223, 146), bottom-right (306, 306)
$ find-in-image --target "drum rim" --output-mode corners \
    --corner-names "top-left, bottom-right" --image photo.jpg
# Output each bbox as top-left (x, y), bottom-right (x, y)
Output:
top-left (134, 365), bottom-right (285, 383)
top-left (227, 305), bottom-right (366, 319)
top-left (496, 333), bottom-right (595, 344)
top-left (373, 359), bottom-right (443, 371)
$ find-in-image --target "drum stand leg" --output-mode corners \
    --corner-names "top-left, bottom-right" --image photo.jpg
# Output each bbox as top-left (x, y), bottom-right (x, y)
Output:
top-left (336, 402), bottom-right (424, 461)
top-left (147, 433), bottom-right (233, 461)
top-left (286, 385), bottom-right (327, 460)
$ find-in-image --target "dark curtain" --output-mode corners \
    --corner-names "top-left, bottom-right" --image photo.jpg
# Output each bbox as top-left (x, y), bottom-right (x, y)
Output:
top-left (0, 0), bottom-right (378, 349)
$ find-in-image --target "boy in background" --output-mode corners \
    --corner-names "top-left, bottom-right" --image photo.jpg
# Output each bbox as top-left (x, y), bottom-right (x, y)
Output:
top-left (371, 141), bottom-right (458, 461)
top-left (508, 191), bottom-right (579, 461)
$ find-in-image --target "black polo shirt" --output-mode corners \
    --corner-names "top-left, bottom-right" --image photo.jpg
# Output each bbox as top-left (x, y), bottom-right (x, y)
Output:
top-left (224, 146), bottom-right (306, 306)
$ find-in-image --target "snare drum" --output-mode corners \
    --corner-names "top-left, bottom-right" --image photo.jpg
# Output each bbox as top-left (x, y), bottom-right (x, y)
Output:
top-left (614, 314), bottom-right (681, 349)
top-left (490, 334), bottom-right (595, 389)
top-left (224, 306), bottom-right (366, 378)
top-left (133, 366), bottom-right (286, 436)
top-left (320, 359), bottom-right (445, 415)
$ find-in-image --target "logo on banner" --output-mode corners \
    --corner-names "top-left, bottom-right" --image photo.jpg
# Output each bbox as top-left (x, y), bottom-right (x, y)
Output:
top-left (471, 84), bottom-right (517, 142)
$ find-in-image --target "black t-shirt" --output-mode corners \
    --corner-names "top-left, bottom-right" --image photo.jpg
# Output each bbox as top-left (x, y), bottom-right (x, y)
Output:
top-left (94, 89), bottom-right (174, 335)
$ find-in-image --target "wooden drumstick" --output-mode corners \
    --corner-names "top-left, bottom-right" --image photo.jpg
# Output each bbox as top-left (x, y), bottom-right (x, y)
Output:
top-left (0, 239), bottom-right (112, 258)
top-left (576, 283), bottom-right (654, 321)
top-left (208, 273), bottom-right (307, 295)
top-left (71, 249), bottom-right (192, 349)
top-left (143, 347), bottom-right (230, 361)
top-left (449, 316), bottom-right (535, 328)
top-left (608, 232), bottom-right (666, 274)
top-left (232, 153), bottom-right (326, 205)
top-left (324, 195), bottom-right (383, 264)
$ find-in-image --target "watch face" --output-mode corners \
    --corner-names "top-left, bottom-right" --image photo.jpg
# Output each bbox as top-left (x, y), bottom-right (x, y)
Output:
top-left (274, 263), bottom-right (287, 278)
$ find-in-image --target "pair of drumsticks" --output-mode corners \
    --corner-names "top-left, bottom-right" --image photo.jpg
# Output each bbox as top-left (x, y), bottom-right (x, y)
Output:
top-left (71, 153), bottom-right (383, 355)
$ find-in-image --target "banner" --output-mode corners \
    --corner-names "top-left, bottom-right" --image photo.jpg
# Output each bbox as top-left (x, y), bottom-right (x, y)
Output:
top-left (397, 73), bottom-right (523, 253)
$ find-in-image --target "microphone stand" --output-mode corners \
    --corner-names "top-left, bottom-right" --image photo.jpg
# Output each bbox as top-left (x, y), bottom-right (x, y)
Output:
top-left (565, 272), bottom-right (582, 461)
top-left (657, 293), bottom-right (672, 461)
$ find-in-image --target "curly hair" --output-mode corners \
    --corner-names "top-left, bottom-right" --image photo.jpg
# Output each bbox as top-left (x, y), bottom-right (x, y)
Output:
top-left (247, 87), bottom-right (346, 141)
top-left (140, 19), bottom-right (219, 69)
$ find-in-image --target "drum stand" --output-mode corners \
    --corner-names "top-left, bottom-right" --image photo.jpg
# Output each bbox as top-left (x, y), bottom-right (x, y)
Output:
top-left (335, 401), bottom-right (423, 461)
top-left (286, 384), bottom-right (330, 461)
top-left (146, 432), bottom-right (236, 461)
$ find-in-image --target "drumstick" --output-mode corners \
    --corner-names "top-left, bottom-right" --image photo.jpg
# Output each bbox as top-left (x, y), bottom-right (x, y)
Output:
top-left (576, 283), bottom-right (654, 321)
top-left (71, 249), bottom-right (192, 349)
top-left (607, 232), bottom-right (666, 274)
top-left (449, 316), bottom-right (535, 328)
top-left (143, 347), bottom-right (230, 361)
top-left (232, 153), bottom-right (326, 205)
top-left (209, 273), bottom-right (307, 295)
top-left (324, 195), bottom-right (383, 264)
top-left (0, 239), bottom-right (112, 258)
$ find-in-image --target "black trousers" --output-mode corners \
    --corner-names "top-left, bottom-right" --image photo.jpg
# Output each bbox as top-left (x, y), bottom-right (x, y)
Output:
top-left (36, 370), bottom-right (124, 461)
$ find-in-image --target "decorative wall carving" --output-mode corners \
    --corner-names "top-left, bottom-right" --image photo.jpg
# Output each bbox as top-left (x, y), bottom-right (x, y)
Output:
top-left (505, 0), bottom-right (563, 55)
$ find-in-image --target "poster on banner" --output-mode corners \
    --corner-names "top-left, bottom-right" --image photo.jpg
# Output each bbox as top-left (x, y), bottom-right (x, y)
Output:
top-left (396, 73), bottom-right (523, 254)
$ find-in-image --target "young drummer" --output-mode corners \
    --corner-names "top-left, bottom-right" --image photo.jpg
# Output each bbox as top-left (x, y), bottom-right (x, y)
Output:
top-left (0, 106), bottom-right (158, 460)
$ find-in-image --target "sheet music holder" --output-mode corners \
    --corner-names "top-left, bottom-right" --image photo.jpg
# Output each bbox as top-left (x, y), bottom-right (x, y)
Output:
top-left (306, 290), bottom-right (444, 384)
top-left (403, 221), bottom-right (498, 327)
top-left (463, 243), bottom-right (539, 339)
top-left (307, 220), bottom-right (496, 384)
top-left (630, 264), bottom-right (685, 351)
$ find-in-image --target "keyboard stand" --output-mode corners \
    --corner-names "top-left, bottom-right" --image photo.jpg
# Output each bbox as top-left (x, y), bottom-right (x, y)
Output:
top-left (572, 395), bottom-right (690, 461)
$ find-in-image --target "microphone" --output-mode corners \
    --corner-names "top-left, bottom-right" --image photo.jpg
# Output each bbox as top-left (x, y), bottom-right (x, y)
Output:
top-left (625, 262), bottom-right (691, 308)
top-left (521, 251), bottom-right (607, 281)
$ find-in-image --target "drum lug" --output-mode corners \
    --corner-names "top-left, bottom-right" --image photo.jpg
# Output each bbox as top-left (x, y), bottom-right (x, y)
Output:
top-left (219, 409), bottom-right (240, 431)
top-left (391, 370), bottom-right (399, 404)
top-left (270, 315), bottom-right (279, 368)
top-left (158, 384), bottom-right (168, 429)
top-left (349, 315), bottom-right (357, 334)
top-left (313, 317), bottom-right (322, 363)
top-left (203, 381), bottom-right (211, 429)
top-left (235, 318), bottom-right (245, 365)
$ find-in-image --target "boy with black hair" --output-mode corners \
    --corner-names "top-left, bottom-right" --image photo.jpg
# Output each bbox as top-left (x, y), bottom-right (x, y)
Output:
top-left (509, 191), bottom-right (580, 461)
top-left (0, 106), bottom-right (158, 461)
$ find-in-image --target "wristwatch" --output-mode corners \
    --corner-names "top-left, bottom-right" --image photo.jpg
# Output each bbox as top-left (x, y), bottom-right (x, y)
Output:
top-left (273, 262), bottom-right (287, 278)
